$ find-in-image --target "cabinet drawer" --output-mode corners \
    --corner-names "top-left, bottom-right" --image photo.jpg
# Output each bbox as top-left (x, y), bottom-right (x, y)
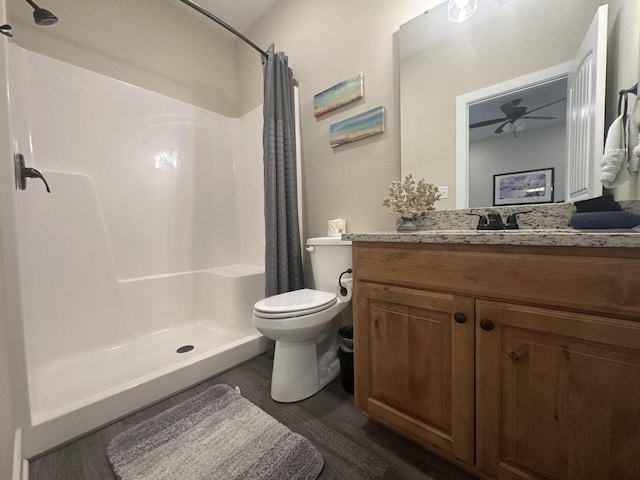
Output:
top-left (353, 242), bottom-right (640, 320)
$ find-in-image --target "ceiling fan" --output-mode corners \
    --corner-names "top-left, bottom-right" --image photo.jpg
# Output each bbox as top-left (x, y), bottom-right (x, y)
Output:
top-left (470, 97), bottom-right (566, 134)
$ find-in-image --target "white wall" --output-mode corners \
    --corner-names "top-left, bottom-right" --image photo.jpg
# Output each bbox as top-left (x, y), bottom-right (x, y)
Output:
top-left (469, 124), bottom-right (566, 207)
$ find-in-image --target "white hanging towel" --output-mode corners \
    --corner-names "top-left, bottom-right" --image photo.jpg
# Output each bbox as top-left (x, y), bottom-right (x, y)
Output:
top-left (599, 114), bottom-right (631, 188)
top-left (632, 131), bottom-right (640, 173)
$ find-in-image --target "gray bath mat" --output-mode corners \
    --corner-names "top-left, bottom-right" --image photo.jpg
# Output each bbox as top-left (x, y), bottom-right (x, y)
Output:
top-left (107, 384), bottom-right (323, 480)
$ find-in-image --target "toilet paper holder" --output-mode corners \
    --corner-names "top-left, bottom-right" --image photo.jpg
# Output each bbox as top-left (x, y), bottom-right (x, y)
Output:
top-left (338, 269), bottom-right (353, 296)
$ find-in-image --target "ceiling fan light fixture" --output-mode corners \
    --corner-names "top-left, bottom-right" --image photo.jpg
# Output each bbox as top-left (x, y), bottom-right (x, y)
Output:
top-left (513, 118), bottom-right (526, 132)
top-left (447, 0), bottom-right (479, 23)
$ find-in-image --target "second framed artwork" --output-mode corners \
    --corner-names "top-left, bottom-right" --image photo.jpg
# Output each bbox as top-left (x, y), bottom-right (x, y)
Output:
top-left (493, 167), bottom-right (554, 206)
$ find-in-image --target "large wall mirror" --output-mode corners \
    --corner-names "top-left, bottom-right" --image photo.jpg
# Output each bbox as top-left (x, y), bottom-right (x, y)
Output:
top-left (400, 0), bottom-right (639, 210)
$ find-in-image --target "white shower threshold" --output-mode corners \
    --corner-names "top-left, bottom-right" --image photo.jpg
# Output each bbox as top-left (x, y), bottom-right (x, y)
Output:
top-left (24, 322), bottom-right (267, 457)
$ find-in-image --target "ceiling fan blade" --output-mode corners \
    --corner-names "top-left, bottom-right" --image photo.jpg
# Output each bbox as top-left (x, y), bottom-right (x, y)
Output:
top-left (524, 98), bottom-right (566, 115)
top-left (500, 102), bottom-right (517, 117)
top-left (469, 118), bottom-right (508, 128)
top-left (494, 121), bottom-right (510, 134)
top-left (523, 115), bottom-right (556, 120)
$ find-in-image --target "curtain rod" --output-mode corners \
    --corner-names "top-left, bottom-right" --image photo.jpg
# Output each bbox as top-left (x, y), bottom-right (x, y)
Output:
top-left (177, 0), bottom-right (269, 60)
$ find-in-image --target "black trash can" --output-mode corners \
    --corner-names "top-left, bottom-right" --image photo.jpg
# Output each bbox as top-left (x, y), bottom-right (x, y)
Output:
top-left (337, 325), bottom-right (354, 394)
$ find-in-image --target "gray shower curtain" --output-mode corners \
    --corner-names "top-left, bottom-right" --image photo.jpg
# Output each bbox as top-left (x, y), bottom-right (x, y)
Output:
top-left (262, 44), bottom-right (304, 298)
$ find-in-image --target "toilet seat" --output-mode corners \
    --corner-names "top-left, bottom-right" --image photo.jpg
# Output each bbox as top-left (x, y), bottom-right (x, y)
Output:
top-left (253, 289), bottom-right (337, 319)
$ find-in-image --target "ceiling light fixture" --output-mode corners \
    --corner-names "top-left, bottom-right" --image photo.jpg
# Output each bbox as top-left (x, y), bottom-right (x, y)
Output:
top-left (447, 0), bottom-right (479, 23)
top-left (513, 118), bottom-right (525, 133)
top-left (503, 118), bottom-right (526, 137)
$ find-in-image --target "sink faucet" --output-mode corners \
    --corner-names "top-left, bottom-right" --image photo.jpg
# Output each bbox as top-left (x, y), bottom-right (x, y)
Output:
top-left (469, 211), bottom-right (532, 230)
top-left (467, 213), bottom-right (488, 230)
top-left (504, 210), bottom-right (532, 229)
top-left (486, 212), bottom-right (504, 230)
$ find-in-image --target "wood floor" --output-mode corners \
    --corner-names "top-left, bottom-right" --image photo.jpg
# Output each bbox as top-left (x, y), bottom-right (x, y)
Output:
top-left (29, 354), bottom-right (478, 480)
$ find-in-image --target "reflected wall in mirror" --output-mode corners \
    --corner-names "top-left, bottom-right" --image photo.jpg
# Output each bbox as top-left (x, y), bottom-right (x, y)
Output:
top-left (400, 0), bottom-right (640, 210)
top-left (467, 75), bottom-right (568, 208)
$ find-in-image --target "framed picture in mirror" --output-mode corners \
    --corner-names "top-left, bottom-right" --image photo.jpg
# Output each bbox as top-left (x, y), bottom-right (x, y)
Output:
top-left (493, 167), bottom-right (554, 206)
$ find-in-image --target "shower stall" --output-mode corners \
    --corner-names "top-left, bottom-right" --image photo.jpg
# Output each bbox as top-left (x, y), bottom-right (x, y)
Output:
top-left (8, 45), bottom-right (272, 456)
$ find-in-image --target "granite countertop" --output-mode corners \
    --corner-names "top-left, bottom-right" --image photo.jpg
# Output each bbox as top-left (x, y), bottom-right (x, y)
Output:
top-left (343, 229), bottom-right (640, 248)
top-left (343, 202), bottom-right (640, 248)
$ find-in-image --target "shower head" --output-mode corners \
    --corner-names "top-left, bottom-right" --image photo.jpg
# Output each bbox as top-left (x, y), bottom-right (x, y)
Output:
top-left (24, 0), bottom-right (58, 26)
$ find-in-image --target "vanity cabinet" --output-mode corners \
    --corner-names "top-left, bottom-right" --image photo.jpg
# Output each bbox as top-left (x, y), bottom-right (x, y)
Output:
top-left (352, 242), bottom-right (640, 480)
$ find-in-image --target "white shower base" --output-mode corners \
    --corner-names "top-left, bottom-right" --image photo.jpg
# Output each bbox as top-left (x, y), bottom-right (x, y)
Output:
top-left (23, 266), bottom-right (268, 457)
top-left (30, 324), bottom-right (263, 424)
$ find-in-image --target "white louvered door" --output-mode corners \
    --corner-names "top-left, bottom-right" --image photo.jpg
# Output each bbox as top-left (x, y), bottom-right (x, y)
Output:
top-left (566, 5), bottom-right (608, 202)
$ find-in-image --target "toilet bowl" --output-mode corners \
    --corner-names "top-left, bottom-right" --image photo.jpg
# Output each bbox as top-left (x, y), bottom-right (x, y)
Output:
top-left (252, 237), bottom-right (352, 402)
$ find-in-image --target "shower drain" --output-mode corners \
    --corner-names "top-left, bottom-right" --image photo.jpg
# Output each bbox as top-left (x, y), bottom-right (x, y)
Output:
top-left (176, 345), bottom-right (195, 354)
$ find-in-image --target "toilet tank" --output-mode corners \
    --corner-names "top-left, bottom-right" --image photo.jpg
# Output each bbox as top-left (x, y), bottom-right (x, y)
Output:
top-left (306, 237), bottom-right (352, 293)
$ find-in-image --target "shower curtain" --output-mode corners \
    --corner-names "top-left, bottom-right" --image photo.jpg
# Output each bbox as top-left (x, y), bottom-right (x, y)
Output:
top-left (262, 44), bottom-right (303, 299)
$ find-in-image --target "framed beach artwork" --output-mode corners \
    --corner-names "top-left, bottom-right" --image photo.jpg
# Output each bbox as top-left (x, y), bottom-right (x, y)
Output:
top-left (314, 73), bottom-right (364, 118)
top-left (493, 167), bottom-right (554, 206)
top-left (329, 106), bottom-right (385, 147)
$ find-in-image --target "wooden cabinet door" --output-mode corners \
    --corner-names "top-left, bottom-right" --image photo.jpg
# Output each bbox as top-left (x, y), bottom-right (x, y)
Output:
top-left (354, 282), bottom-right (475, 464)
top-left (476, 300), bottom-right (640, 480)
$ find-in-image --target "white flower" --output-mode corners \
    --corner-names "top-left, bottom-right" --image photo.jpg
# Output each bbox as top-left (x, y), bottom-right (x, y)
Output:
top-left (382, 174), bottom-right (441, 218)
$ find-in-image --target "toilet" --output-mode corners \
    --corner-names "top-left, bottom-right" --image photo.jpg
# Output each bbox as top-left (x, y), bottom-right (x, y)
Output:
top-left (252, 237), bottom-right (353, 402)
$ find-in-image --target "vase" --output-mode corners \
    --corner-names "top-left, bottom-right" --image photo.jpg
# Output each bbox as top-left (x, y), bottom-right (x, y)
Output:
top-left (397, 216), bottom-right (419, 232)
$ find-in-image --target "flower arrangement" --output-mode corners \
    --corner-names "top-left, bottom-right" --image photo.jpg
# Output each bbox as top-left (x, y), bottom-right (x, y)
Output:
top-left (382, 174), bottom-right (441, 218)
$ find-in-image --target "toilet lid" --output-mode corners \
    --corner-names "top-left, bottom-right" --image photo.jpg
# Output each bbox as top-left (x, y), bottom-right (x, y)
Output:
top-left (254, 289), bottom-right (337, 316)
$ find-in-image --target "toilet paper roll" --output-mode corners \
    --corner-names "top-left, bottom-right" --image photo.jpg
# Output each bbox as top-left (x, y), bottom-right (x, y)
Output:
top-left (327, 218), bottom-right (347, 237)
top-left (336, 277), bottom-right (353, 303)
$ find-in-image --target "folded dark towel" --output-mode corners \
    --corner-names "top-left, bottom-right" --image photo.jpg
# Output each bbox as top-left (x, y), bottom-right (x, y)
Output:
top-left (574, 194), bottom-right (622, 213)
top-left (570, 211), bottom-right (640, 229)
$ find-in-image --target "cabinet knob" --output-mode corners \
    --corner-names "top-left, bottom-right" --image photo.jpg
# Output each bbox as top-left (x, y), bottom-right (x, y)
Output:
top-left (480, 319), bottom-right (494, 331)
top-left (453, 312), bottom-right (467, 324)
